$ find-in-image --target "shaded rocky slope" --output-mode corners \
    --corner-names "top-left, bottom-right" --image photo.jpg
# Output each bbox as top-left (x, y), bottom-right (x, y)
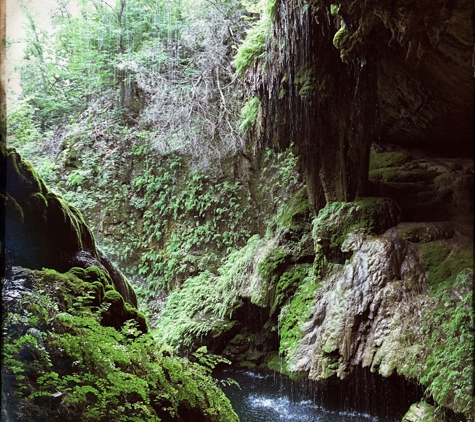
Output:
top-left (1, 144), bottom-right (239, 422)
top-left (158, 145), bottom-right (473, 421)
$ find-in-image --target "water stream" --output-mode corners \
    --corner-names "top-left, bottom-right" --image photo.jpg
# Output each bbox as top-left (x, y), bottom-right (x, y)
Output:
top-left (214, 369), bottom-right (424, 422)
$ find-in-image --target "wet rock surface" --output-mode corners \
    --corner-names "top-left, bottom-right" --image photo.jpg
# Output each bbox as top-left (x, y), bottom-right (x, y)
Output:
top-left (246, 0), bottom-right (473, 214)
top-left (368, 144), bottom-right (474, 222)
top-left (402, 402), bottom-right (444, 422)
top-left (2, 145), bottom-right (137, 307)
top-left (2, 267), bottom-right (35, 309)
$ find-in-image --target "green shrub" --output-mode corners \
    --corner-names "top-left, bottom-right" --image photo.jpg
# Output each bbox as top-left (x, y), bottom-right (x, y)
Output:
top-left (233, 0), bottom-right (276, 76)
top-left (154, 235), bottom-right (264, 350)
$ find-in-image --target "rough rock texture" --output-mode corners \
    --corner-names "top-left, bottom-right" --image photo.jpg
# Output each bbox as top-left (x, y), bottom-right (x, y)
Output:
top-left (368, 144), bottom-right (474, 222)
top-left (345, 0), bottom-right (474, 156)
top-left (312, 197), bottom-right (401, 265)
top-left (290, 230), bottom-right (426, 378)
top-left (246, 0), bottom-right (473, 213)
top-left (402, 402), bottom-right (444, 422)
top-left (288, 218), bottom-right (473, 416)
top-left (247, 0), bottom-right (379, 212)
top-left (193, 150), bottom-right (473, 418)
top-left (1, 145), bottom-right (137, 307)
top-left (239, 2), bottom-right (475, 414)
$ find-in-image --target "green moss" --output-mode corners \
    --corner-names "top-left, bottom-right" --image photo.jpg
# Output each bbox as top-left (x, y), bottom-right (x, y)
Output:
top-left (329, 4), bottom-right (340, 15)
top-left (68, 267), bottom-right (87, 279)
top-left (256, 247), bottom-right (289, 308)
top-left (233, 0), bottom-right (276, 76)
top-left (266, 353), bottom-right (287, 373)
top-left (397, 224), bottom-right (455, 244)
top-left (320, 355), bottom-right (340, 379)
top-left (421, 241), bottom-right (473, 292)
top-left (124, 304), bottom-right (148, 333)
top-left (45, 191), bottom-right (96, 255)
top-left (332, 27), bottom-right (352, 61)
top-left (278, 274), bottom-right (321, 361)
top-left (6, 147), bottom-right (47, 199)
top-left (402, 402), bottom-right (443, 422)
top-left (276, 186), bottom-right (309, 230)
top-left (369, 151), bottom-right (412, 170)
top-left (416, 238), bottom-right (474, 416)
top-left (369, 168), bottom-right (437, 184)
top-left (104, 289), bottom-right (124, 304)
top-left (30, 193), bottom-right (48, 216)
top-left (2, 192), bottom-right (24, 223)
top-left (270, 263), bottom-right (313, 315)
top-left (85, 266), bottom-right (111, 287)
top-left (2, 268), bottom-right (237, 421)
top-left (312, 198), bottom-right (400, 269)
top-left (295, 66), bottom-right (316, 98)
top-left (101, 289), bottom-right (148, 332)
top-left (264, 352), bottom-right (307, 379)
top-left (91, 281), bottom-right (105, 304)
top-left (420, 269), bottom-right (474, 416)
top-left (368, 151), bottom-right (436, 184)
top-left (239, 96), bottom-right (260, 132)
top-left (398, 226), bottom-right (430, 242)
top-left (258, 248), bottom-right (287, 281)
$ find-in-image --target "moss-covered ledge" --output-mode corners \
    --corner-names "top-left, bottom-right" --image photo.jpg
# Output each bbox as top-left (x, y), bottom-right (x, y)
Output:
top-left (2, 144), bottom-right (137, 307)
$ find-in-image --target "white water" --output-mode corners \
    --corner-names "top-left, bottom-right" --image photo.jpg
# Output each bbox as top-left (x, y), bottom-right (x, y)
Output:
top-left (216, 370), bottom-right (380, 422)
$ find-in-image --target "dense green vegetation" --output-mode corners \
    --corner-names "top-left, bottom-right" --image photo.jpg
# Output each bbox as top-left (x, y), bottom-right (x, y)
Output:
top-left (419, 242), bottom-right (474, 415)
top-left (2, 267), bottom-right (238, 421)
top-left (4, 0), bottom-right (474, 421)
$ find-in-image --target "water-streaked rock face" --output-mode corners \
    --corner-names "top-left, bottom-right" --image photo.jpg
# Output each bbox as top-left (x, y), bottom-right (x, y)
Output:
top-left (2, 145), bottom-right (138, 307)
top-left (288, 219), bottom-right (472, 413)
top-left (334, 0), bottom-right (474, 157)
top-left (246, 0), bottom-right (473, 213)
top-left (291, 229), bottom-right (425, 378)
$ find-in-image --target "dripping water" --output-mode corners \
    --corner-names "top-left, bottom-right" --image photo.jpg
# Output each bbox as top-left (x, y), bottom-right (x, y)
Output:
top-left (214, 366), bottom-right (426, 422)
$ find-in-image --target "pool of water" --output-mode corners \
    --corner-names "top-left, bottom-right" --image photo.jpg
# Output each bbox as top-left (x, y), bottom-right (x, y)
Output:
top-left (215, 369), bottom-right (381, 422)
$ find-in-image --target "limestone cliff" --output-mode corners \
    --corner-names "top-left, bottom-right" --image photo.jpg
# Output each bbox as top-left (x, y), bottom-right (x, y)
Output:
top-left (243, 0), bottom-right (474, 213)
top-left (230, 1), bottom-right (475, 415)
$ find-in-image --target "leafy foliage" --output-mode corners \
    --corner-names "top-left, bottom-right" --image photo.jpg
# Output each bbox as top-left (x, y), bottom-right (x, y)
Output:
top-left (2, 268), bottom-right (238, 422)
top-left (11, 0), bottom-right (247, 169)
top-left (418, 244), bottom-right (474, 417)
top-left (233, 0), bottom-right (276, 76)
top-left (153, 235), bottom-right (263, 350)
top-left (239, 96), bottom-right (260, 132)
top-left (130, 148), bottom-right (254, 293)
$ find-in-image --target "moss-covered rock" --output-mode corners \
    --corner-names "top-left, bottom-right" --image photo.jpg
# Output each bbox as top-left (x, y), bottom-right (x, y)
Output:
top-left (276, 185), bottom-right (310, 232)
top-left (385, 222), bottom-right (455, 244)
top-left (288, 223), bottom-right (473, 418)
top-left (2, 267), bottom-right (237, 422)
top-left (312, 197), bottom-right (401, 266)
top-left (402, 402), bottom-right (443, 422)
top-left (2, 145), bottom-right (137, 307)
top-left (101, 289), bottom-right (148, 333)
top-left (369, 146), bottom-right (474, 222)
